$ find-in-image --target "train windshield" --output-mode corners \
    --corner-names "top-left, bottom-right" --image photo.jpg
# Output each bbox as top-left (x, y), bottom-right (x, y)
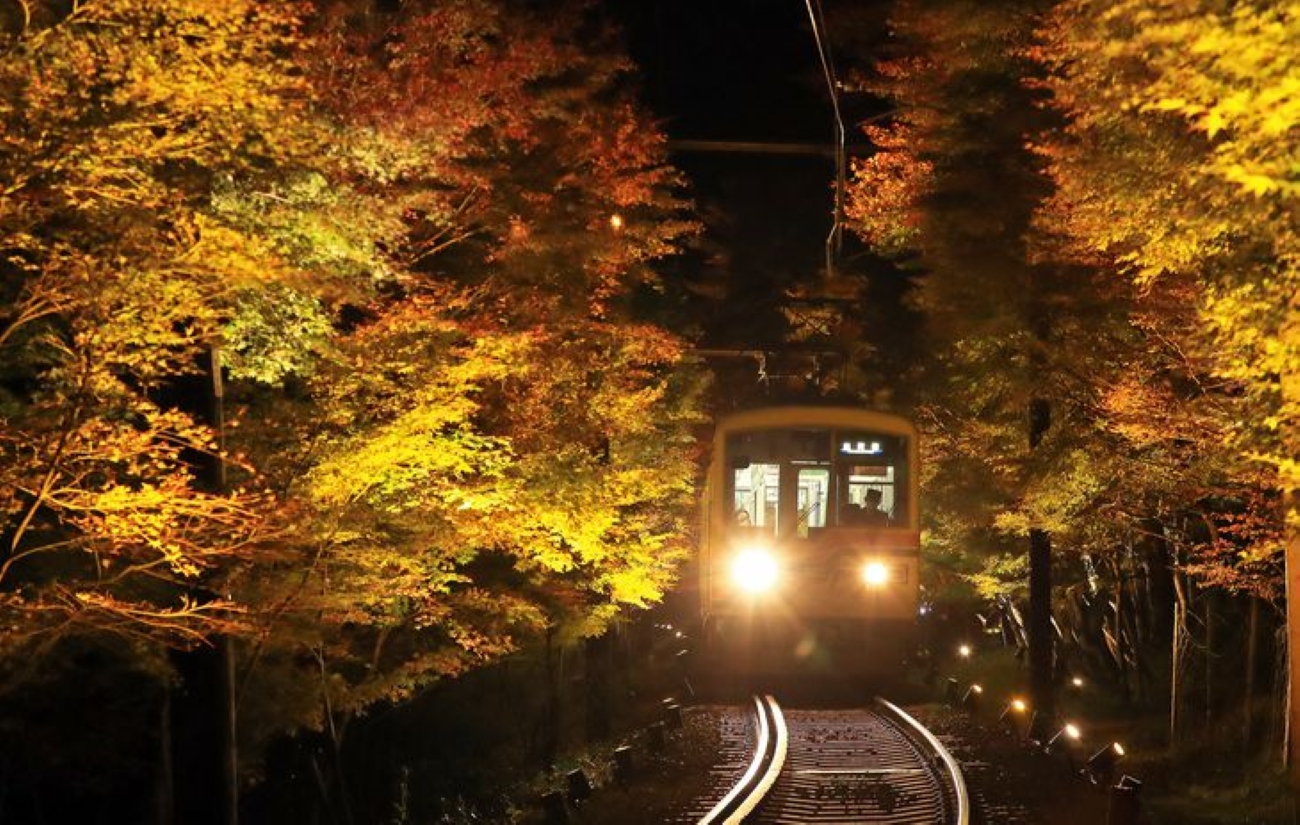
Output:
top-left (727, 427), bottom-right (910, 535)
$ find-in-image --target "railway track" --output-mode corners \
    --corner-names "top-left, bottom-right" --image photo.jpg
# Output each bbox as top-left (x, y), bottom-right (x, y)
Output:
top-left (693, 695), bottom-right (968, 825)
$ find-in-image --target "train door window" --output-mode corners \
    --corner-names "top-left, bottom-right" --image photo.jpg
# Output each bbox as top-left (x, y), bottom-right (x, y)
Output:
top-left (795, 466), bottom-right (830, 537)
top-left (732, 462), bottom-right (780, 533)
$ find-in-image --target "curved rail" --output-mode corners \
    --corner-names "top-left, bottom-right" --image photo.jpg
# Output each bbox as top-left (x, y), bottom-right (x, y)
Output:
top-left (875, 697), bottom-right (970, 825)
top-left (697, 694), bottom-right (788, 825)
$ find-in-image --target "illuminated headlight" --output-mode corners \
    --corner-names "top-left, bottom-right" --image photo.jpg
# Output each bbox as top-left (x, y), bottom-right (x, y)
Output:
top-left (731, 548), bottom-right (779, 593)
top-left (862, 561), bottom-right (890, 587)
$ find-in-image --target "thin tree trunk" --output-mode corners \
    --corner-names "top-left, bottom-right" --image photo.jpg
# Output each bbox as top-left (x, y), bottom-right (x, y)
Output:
top-left (1286, 490), bottom-right (1300, 783)
top-left (223, 637), bottom-right (238, 825)
top-left (157, 684), bottom-right (173, 825)
top-left (1027, 398), bottom-right (1054, 720)
top-left (1109, 555), bottom-right (1131, 700)
top-left (1273, 623), bottom-right (1289, 762)
top-left (209, 345), bottom-right (238, 825)
top-left (314, 647), bottom-right (354, 825)
top-left (1204, 590), bottom-right (1215, 732)
top-left (1171, 555), bottom-right (1189, 744)
top-left (1245, 596), bottom-right (1259, 750)
top-left (543, 625), bottom-right (561, 766)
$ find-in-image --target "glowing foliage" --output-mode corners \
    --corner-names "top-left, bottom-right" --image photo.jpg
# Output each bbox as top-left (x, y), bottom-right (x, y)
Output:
top-left (1039, 0), bottom-right (1297, 601)
top-left (0, 0), bottom-right (703, 727)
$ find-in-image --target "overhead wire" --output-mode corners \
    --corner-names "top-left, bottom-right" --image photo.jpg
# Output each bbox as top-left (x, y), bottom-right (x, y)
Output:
top-left (804, 0), bottom-right (846, 280)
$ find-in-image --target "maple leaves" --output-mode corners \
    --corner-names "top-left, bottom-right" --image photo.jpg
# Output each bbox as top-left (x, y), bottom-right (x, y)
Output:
top-left (1037, 0), bottom-right (1297, 585)
top-left (1, 0), bottom-right (703, 730)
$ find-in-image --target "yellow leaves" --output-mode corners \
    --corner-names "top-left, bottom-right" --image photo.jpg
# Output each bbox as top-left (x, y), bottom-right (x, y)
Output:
top-left (1222, 165), bottom-right (1284, 196)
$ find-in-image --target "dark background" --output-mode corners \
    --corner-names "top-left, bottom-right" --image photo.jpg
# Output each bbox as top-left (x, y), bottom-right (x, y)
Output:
top-left (608, 1), bottom-right (917, 407)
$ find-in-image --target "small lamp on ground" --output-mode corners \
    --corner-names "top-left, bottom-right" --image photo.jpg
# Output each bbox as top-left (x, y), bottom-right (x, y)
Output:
top-left (1027, 710), bottom-right (1054, 744)
top-left (1107, 775), bottom-right (1142, 825)
top-left (960, 683), bottom-right (983, 713)
top-left (998, 697), bottom-right (1028, 732)
top-left (1083, 741), bottom-right (1126, 786)
top-left (1045, 722), bottom-right (1082, 759)
top-left (944, 677), bottom-right (961, 705)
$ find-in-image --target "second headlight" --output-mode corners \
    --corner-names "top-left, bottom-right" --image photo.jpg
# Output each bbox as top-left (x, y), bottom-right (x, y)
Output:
top-left (861, 560), bottom-right (890, 587)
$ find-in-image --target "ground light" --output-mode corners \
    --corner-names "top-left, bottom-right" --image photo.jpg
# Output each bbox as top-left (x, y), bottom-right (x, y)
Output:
top-left (944, 678), bottom-right (962, 705)
top-left (1046, 722), bottom-right (1082, 755)
top-left (960, 684), bottom-right (983, 712)
top-left (1083, 742), bottom-right (1126, 785)
top-left (998, 698), bottom-right (1028, 729)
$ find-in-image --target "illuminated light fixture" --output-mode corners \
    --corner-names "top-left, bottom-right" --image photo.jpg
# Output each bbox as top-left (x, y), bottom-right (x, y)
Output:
top-left (1046, 722), bottom-right (1082, 754)
top-left (944, 677), bottom-right (961, 705)
top-left (1083, 742), bottom-right (1126, 785)
top-left (840, 440), bottom-right (883, 455)
top-left (730, 548), bottom-right (779, 593)
top-left (960, 683), bottom-right (983, 711)
top-left (1072, 676), bottom-right (1085, 688)
top-left (862, 560), bottom-right (890, 587)
top-left (958, 644), bottom-right (972, 659)
top-left (998, 698), bottom-right (1028, 724)
top-left (609, 213), bottom-right (625, 231)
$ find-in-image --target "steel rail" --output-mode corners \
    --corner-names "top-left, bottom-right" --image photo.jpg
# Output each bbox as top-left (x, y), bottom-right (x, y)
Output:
top-left (875, 697), bottom-right (970, 825)
top-left (697, 694), bottom-right (788, 825)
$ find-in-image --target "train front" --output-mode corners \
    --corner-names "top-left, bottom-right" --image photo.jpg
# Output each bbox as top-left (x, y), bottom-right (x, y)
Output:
top-left (700, 408), bottom-right (920, 678)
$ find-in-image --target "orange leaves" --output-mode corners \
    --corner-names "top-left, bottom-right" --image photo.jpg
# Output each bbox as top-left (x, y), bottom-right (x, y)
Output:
top-left (846, 123), bottom-right (933, 258)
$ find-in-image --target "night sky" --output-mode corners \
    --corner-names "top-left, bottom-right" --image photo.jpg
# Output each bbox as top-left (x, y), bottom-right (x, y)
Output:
top-left (606, 1), bottom-right (915, 403)
top-left (609, 1), bottom-right (857, 349)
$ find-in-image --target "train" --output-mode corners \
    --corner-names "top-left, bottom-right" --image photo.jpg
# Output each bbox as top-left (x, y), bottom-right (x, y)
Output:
top-left (698, 406), bottom-right (920, 676)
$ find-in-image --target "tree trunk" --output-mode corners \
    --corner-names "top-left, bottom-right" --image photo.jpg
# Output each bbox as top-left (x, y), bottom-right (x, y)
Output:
top-left (1027, 398), bottom-right (1054, 720)
top-left (1245, 596), bottom-right (1259, 750)
top-left (208, 345), bottom-right (238, 825)
top-left (1109, 554), bottom-right (1131, 701)
top-left (585, 632), bottom-right (611, 741)
top-left (1274, 305), bottom-right (1300, 793)
top-left (1204, 590), bottom-right (1215, 732)
top-left (223, 638), bottom-right (238, 825)
top-left (1171, 554), bottom-right (1189, 744)
top-left (157, 684), bottom-right (174, 825)
top-left (1287, 519), bottom-right (1299, 780)
top-left (542, 625), bottom-right (561, 766)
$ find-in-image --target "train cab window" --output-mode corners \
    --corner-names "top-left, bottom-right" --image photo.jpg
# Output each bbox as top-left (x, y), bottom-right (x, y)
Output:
top-left (836, 431), bottom-right (909, 527)
top-left (732, 462), bottom-right (780, 533)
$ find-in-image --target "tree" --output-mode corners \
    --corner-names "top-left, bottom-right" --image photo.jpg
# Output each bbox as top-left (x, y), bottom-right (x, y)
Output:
top-left (1, 1), bottom-right (707, 815)
top-left (1036, 0), bottom-right (1296, 770)
top-left (844, 0), bottom-right (1096, 719)
top-left (212, 0), bottom-right (705, 774)
top-left (0, 0), bottom-right (313, 657)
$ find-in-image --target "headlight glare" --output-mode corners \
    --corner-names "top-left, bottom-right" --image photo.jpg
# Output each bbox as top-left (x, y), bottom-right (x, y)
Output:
top-left (731, 548), bottom-right (779, 593)
top-left (862, 560), bottom-right (890, 587)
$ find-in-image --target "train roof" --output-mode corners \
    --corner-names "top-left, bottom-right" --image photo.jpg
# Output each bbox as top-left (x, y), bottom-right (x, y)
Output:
top-left (713, 405), bottom-right (917, 435)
